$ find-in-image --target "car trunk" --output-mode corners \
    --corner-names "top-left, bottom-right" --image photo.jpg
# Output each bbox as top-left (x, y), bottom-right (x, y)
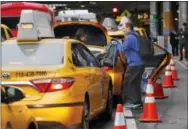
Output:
top-left (54, 23), bottom-right (107, 47)
top-left (1, 42), bottom-right (67, 101)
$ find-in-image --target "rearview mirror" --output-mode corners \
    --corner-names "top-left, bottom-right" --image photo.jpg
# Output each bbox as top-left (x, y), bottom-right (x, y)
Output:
top-left (5, 86), bottom-right (25, 103)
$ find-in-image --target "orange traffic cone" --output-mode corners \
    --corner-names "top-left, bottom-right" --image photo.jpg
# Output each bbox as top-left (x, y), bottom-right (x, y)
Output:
top-left (114, 104), bottom-right (127, 129)
top-left (154, 78), bottom-right (168, 99)
top-left (170, 56), bottom-right (180, 80)
top-left (139, 79), bottom-right (160, 122)
top-left (163, 65), bottom-right (176, 88)
top-left (183, 48), bottom-right (186, 58)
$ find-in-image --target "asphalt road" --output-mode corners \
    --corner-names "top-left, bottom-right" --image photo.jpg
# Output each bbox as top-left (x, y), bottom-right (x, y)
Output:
top-left (90, 58), bottom-right (187, 129)
top-left (41, 59), bottom-right (187, 129)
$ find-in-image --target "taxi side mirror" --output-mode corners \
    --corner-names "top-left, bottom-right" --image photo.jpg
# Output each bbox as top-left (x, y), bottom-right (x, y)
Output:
top-left (5, 86), bottom-right (25, 103)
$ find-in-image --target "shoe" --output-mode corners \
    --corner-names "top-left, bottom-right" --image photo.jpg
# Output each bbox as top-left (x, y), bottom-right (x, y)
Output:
top-left (179, 58), bottom-right (183, 61)
top-left (123, 103), bottom-right (143, 109)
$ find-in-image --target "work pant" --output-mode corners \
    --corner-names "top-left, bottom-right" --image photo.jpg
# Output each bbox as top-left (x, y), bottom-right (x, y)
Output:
top-left (122, 65), bottom-right (145, 104)
top-left (171, 43), bottom-right (179, 56)
top-left (180, 43), bottom-right (188, 60)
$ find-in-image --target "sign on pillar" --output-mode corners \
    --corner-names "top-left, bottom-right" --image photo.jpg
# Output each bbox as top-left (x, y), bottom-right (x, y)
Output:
top-left (163, 2), bottom-right (173, 51)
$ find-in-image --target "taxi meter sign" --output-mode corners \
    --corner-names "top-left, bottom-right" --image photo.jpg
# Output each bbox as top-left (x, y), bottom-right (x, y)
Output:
top-left (17, 10), bottom-right (54, 41)
top-left (20, 23), bottom-right (34, 29)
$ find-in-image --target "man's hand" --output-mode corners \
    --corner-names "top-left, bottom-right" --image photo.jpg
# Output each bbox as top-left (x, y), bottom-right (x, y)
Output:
top-left (100, 49), bottom-right (107, 54)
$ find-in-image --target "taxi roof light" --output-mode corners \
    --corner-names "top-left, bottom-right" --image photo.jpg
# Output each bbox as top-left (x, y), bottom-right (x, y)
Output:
top-left (17, 10), bottom-right (55, 42)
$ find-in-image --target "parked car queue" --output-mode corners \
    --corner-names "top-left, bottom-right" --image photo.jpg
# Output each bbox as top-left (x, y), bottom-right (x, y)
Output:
top-left (1, 10), bottom-right (171, 129)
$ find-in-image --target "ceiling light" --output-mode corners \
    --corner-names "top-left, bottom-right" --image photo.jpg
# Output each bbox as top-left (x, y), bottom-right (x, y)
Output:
top-left (61, 4), bottom-right (67, 7)
top-left (80, 5), bottom-right (85, 8)
top-left (90, 2), bottom-right (96, 5)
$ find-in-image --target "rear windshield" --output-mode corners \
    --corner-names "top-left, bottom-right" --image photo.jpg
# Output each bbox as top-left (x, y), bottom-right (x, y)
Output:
top-left (1, 27), bottom-right (6, 42)
top-left (54, 24), bottom-right (107, 46)
top-left (2, 43), bottom-right (64, 67)
top-left (1, 16), bottom-right (20, 29)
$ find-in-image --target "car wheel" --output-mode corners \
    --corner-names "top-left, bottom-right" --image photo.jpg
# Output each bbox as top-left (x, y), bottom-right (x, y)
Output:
top-left (81, 99), bottom-right (90, 129)
top-left (103, 85), bottom-right (113, 120)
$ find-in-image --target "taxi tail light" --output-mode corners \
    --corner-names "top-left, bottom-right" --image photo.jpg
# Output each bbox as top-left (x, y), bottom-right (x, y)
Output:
top-left (103, 66), bottom-right (113, 71)
top-left (31, 78), bottom-right (75, 93)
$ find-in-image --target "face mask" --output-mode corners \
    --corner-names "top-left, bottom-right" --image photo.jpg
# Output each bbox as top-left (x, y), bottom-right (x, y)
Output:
top-left (119, 23), bottom-right (128, 33)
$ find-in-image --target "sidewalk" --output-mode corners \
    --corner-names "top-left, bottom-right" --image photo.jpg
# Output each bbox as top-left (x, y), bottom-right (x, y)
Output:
top-left (174, 56), bottom-right (188, 67)
top-left (159, 43), bottom-right (187, 67)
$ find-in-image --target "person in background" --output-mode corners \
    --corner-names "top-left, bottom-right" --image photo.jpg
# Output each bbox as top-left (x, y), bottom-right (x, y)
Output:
top-left (74, 28), bottom-right (97, 65)
top-left (170, 30), bottom-right (179, 56)
top-left (117, 18), bottom-right (145, 109)
top-left (74, 28), bottom-right (88, 42)
top-left (178, 23), bottom-right (188, 61)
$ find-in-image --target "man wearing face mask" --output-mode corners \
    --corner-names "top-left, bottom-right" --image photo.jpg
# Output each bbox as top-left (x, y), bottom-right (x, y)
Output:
top-left (117, 17), bottom-right (145, 109)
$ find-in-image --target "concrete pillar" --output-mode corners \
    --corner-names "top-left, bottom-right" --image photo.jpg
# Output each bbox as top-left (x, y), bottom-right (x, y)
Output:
top-left (163, 2), bottom-right (173, 50)
top-left (150, 2), bottom-right (158, 39)
top-left (179, 2), bottom-right (188, 29)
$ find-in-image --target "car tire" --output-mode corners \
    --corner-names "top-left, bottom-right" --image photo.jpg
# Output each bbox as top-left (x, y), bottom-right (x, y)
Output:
top-left (81, 98), bottom-right (90, 129)
top-left (102, 85), bottom-right (113, 121)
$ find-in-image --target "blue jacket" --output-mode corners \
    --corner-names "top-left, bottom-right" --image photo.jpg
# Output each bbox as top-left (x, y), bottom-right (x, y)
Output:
top-left (116, 30), bottom-right (144, 66)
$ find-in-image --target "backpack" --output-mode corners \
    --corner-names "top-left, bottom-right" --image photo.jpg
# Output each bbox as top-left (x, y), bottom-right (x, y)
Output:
top-left (128, 32), bottom-right (154, 58)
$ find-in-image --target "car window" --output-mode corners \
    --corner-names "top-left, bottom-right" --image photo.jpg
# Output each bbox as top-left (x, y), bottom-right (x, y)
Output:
top-left (5, 87), bottom-right (22, 98)
top-left (79, 44), bottom-right (101, 67)
top-left (5, 87), bottom-right (25, 101)
top-left (1, 89), bottom-right (7, 103)
top-left (153, 43), bottom-right (166, 55)
top-left (1, 27), bottom-right (6, 42)
top-left (54, 24), bottom-right (107, 46)
top-left (2, 43), bottom-right (64, 67)
top-left (2, 16), bottom-right (20, 29)
top-left (7, 29), bottom-right (13, 38)
top-left (71, 43), bottom-right (90, 67)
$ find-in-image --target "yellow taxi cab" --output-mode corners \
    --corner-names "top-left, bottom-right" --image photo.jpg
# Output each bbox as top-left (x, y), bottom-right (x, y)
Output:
top-left (1, 86), bottom-right (38, 129)
top-left (53, 19), bottom-right (125, 101)
top-left (2, 10), bottom-right (113, 129)
top-left (134, 27), bottom-right (148, 39)
top-left (102, 17), bottom-right (125, 40)
top-left (107, 30), bottom-right (125, 40)
top-left (1, 24), bottom-right (13, 42)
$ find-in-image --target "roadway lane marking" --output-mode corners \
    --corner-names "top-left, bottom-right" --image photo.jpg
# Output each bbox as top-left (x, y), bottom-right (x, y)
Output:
top-left (124, 108), bottom-right (137, 129)
top-left (175, 59), bottom-right (187, 70)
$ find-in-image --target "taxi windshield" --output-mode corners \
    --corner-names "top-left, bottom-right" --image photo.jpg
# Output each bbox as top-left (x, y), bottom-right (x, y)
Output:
top-left (2, 43), bottom-right (64, 67)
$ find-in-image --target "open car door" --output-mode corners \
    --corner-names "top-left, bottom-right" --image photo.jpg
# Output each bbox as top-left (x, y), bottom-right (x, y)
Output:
top-left (134, 29), bottom-right (171, 83)
top-left (144, 43), bottom-right (171, 83)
